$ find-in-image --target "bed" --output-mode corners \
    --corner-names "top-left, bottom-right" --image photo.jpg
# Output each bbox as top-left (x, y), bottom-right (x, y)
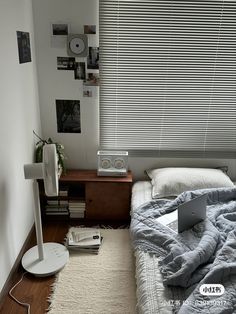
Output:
top-left (130, 167), bottom-right (236, 314)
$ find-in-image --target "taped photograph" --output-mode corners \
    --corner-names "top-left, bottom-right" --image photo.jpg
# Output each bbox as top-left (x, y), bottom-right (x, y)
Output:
top-left (74, 62), bottom-right (86, 80)
top-left (52, 23), bottom-right (69, 36)
top-left (57, 57), bottom-right (75, 70)
top-left (56, 99), bottom-right (81, 133)
top-left (84, 72), bottom-right (99, 86)
top-left (16, 31), bottom-right (32, 64)
top-left (84, 25), bottom-right (96, 34)
top-left (87, 47), bottom-right (99, 69)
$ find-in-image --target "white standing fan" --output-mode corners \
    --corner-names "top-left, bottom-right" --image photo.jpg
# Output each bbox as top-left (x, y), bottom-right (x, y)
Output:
top-left (22, 144), bottom-right (69, 276)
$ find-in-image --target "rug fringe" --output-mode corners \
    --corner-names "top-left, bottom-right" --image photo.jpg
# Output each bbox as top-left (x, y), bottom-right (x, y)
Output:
top-left (47, 273), bottom-right (59, 312)
top-left (68, 224), bottom-right (130, 229)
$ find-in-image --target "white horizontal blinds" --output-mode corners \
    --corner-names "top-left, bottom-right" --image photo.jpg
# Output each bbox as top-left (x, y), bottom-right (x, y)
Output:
top-left (99, 0), bottom-right (236, 157)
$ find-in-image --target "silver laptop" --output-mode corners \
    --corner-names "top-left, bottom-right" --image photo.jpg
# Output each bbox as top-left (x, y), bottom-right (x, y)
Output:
top-left (156, 193), bottom-right (207, 233)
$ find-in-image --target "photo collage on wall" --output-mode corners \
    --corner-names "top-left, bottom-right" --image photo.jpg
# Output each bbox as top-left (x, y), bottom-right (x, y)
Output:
top-left (55, 23), bottom-right (99, 98)
top-left (53, 23), bottom-right (98, 133)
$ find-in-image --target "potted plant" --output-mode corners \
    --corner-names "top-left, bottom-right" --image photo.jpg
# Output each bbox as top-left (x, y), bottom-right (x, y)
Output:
top-left (33, 131), bottom-right (66, 175)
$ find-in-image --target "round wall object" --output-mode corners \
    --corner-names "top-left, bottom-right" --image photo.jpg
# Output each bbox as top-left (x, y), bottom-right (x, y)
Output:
top-left (67, 34), bottom-right (88, 57)
top-left (70, 37), bottom-right (85, 55)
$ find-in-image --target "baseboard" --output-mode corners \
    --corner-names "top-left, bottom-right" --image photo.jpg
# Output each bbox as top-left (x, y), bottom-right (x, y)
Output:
top-left (0, 224), bottom-right (35, 306)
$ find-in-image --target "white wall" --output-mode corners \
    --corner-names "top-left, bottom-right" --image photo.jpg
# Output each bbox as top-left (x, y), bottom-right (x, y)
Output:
top-left (0, 0), bottom-right (41, 293)
top-left (32, 0), bottom-right (236, 182)
top-left (32, 0), bottom-right (99, 172)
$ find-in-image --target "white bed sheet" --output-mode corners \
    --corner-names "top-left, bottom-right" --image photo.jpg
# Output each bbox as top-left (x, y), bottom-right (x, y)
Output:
top-left (131, 181), bottom-right (153, 212)
top-left (131, 181), bottom-right (173, 314)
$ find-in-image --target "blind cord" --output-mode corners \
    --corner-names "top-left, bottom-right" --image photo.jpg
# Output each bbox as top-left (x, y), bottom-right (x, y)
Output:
top-left (8, 272), bottom-right (31, 314)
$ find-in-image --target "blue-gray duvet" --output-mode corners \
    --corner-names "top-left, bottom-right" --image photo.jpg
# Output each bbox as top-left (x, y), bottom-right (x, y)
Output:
top-left (130, 187), bottom-right (236, 313)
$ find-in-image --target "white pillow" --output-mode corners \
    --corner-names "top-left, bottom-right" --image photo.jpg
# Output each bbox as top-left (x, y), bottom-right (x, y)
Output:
top-left (146, 167), bottom-right (234, 199)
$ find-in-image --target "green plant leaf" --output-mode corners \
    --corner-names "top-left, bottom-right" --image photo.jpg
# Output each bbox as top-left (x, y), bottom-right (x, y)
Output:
top-left (33, 132), bottom-right (66, 173)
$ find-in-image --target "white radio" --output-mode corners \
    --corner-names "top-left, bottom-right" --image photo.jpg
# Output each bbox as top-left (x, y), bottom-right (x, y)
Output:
top-left (97, 151), bottom-right (128, 177)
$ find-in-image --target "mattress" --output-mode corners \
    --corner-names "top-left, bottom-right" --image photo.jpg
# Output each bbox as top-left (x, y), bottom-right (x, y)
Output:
top-left (131, 181), bottom-right (153, 212)
top-left (131, 181), bottom-right (173, 314)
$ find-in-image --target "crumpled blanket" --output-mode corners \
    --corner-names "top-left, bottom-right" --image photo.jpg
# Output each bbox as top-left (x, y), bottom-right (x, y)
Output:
top-left (130, 187), bottom-right (236, 313)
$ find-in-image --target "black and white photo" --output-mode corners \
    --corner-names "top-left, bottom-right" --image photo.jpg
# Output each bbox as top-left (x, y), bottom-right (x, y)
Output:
top-left (56, 99), bottom-right (81, 133)
top-left (87, 47), bottom-right (99, 69)
top-left (83, 86), bottom-right (93, 97)
top-left (57, 57), bottom-right (75, 70)
top-left (84, 72), bottom-right (99, 86)
top-left (74, 62), bottom-right (86, 80)
top-left (52, 23), bottom-right (69, 36)
top-left (84, 25), bottom-right (96, 34)
top-left (16, 31), bottom-right (32, 64)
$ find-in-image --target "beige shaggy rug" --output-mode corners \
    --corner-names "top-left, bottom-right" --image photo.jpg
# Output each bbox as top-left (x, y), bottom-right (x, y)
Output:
top-left (48, 229), bottom-right (137, 314)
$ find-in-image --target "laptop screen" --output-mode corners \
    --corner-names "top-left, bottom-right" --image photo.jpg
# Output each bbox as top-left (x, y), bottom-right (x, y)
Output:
top-left (155, 193), bottom-right (207, 233)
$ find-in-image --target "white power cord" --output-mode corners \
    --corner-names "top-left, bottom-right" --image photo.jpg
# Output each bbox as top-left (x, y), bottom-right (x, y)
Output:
top-left (8, 272), bottom-right (31, 314)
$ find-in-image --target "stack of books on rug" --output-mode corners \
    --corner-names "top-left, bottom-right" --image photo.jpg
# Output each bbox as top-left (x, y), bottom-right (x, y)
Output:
top-left (68, 199), bottom-right (86, 219)
top-left (66, 227), bottom-right (102, 254)
top-left (45, 199), bottom-right (69, 217)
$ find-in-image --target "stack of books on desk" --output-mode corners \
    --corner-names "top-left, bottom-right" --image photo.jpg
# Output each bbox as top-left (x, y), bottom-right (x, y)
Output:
top-left (45, 199), bottom-right (69, 216)
top-left (66, 228), bottom-right (102, 254)
top-left (68, 199), bottom-right (86, 218)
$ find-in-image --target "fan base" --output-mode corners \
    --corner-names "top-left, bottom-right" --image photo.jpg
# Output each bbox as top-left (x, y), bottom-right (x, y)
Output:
top-left (22, 242), bottom-right (69, 277)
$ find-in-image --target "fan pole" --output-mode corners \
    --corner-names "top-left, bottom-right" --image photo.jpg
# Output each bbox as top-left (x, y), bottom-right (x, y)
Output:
top-left (33, 181), bottom-right (44, 260)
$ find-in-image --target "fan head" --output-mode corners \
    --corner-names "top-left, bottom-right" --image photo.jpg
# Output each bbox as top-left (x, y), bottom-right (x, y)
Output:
top-left (43, 144), bottom-right (59, 197)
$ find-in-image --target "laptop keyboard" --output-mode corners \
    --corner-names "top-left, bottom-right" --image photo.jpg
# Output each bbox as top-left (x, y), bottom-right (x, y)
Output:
top-left (167, 220), bottom-right (178, 231)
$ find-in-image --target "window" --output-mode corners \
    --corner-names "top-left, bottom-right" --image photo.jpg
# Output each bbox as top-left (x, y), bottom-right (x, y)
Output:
top-left (99, 0), bottom-right (236, 158)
